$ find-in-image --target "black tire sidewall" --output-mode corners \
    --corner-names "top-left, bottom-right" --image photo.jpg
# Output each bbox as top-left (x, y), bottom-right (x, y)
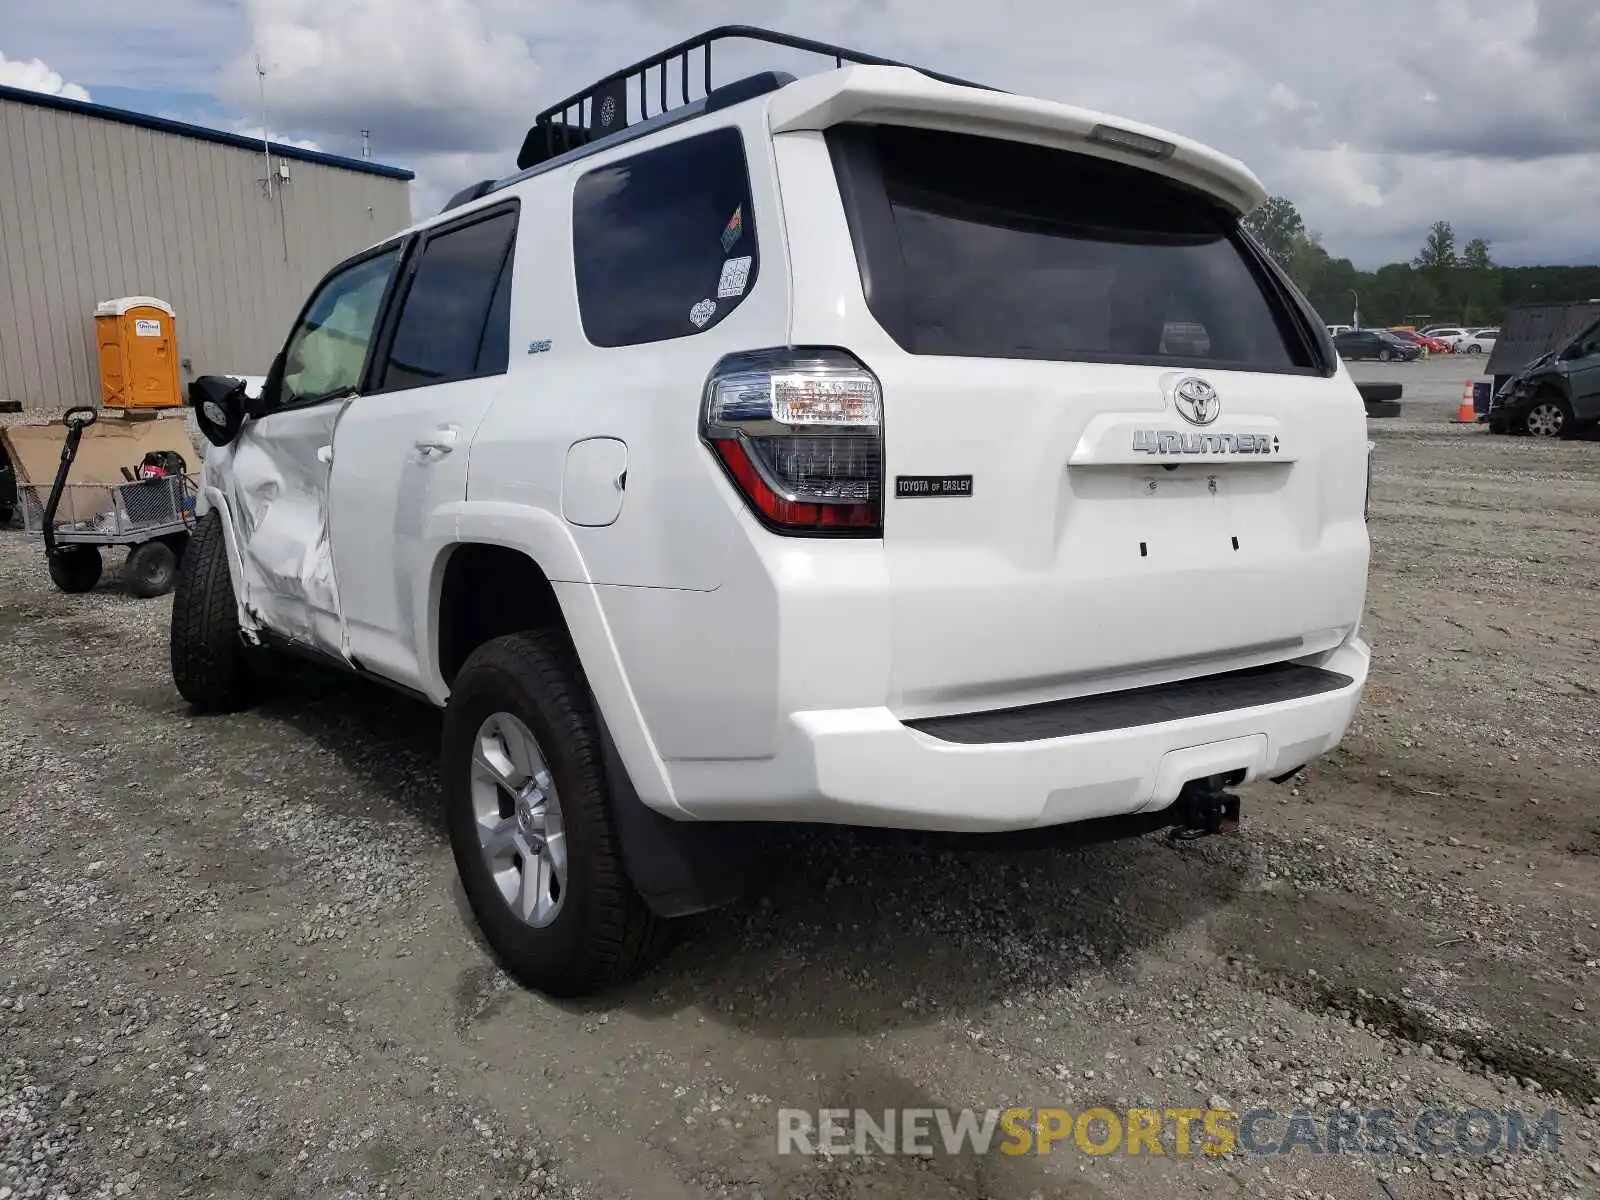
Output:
top-left (49, 546), bottom-right (102, 593)
top-left (127, 541), bottom-right (178, 598)
top-left (170, 509), bottom-right (262, 711)
top-left (443, 639), bottom-right (627, 992)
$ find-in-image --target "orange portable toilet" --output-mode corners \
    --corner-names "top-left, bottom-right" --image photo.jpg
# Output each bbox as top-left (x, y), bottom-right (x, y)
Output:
top-left (94, 296), bottom-right (182, 410)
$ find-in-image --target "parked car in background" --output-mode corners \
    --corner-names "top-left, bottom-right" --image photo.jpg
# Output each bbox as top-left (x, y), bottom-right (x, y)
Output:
top-left (1387, 329), bottom-right (1450, 355)
top-left (1424, 327), bottom-right (1470, 348)
top-left (1456, 328), bottom-right (1497, 355)
top-left (1333, 329), bottom-right (1421, 361)
top-left (1488, 318), bottom-right (1600, 437)
top-left (1326, 324), bottom-right (1353, 337)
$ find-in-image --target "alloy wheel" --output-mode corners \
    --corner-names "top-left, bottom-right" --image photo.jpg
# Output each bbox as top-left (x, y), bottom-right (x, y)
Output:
top-left (1524, 401), bottom-right (1566, 438)
top-left (469, 712), bottom-right (567, 928)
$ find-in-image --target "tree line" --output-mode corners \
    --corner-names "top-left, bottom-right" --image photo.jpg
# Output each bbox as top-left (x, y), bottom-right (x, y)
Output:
top-left (1241, 197), bottom-right (1600, 329)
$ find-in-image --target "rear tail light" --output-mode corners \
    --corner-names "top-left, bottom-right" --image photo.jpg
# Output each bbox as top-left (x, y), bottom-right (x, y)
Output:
top-left (701, 348), bottom-right (883, 536)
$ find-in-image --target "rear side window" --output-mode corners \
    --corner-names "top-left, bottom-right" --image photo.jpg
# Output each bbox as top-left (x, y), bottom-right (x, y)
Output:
top-left (828, 125), bottom-right (1317, 372)
top-left (572, 127), bottom-right (759, 348)
top-left (377, 207), bottom-right (517, 392)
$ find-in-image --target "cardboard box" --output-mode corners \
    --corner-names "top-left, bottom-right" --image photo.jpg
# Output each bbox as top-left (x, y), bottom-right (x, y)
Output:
top-left (0, 411), bottom-right (199, 526)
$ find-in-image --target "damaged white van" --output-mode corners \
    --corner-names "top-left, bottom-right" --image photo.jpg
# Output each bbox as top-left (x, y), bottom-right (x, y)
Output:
top-left (172, 27), bottom-right (1372, 997)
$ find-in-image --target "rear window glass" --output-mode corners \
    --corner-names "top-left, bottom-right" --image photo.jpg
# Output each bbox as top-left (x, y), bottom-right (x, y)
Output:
top-left (829, 125), bottom-right (1312, 371)
top-left (572, 127), bottom-right (759, 348)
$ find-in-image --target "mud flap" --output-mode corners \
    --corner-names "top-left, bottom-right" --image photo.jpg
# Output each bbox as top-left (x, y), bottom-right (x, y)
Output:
top-left (592, 701), bottom-right (756, 918)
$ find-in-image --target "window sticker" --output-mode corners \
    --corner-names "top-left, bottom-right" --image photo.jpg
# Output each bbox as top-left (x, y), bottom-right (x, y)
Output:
top-left (717, 255), bottom-right (752, 299)
top-left (689, 298), bottom-right (717, 328)
top-left (720, 205), bottom-right (743, 253)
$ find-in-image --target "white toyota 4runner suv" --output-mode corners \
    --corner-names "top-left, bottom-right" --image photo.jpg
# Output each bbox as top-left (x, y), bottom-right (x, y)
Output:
top-left (171, 28), bottom-right (1372, 997)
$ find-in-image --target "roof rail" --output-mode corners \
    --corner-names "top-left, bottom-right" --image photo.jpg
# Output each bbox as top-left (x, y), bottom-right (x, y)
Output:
top-left (518, 25), bottom-right (997, 170)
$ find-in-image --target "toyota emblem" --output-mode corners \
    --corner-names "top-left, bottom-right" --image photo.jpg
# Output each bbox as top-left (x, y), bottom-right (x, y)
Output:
top-left (1173, 377), bottom-right (1221, 426)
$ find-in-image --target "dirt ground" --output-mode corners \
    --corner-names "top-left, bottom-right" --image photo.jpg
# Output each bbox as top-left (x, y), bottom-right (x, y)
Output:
top-left (1, 357), bottom-right (1597, 1200)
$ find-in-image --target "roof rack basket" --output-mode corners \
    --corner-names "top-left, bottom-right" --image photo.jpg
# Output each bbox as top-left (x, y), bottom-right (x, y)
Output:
top-left (519, 24), bottom-right (994, 170)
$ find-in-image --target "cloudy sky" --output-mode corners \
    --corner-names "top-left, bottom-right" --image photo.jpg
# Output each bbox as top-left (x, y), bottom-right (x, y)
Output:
top-left (3, 0), bottom-right (1597, 268)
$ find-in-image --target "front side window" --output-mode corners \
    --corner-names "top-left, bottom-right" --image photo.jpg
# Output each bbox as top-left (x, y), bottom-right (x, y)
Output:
top-left (377, 208), bottom-right (518, 392)
top-left (572, 127), bottom-right (760, 348)
top-left (279, 246), bottom-right (402, 407)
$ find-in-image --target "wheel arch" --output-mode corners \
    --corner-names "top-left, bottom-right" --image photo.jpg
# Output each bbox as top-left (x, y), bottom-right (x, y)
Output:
top-left (421, 504), bottom-right (682, 815)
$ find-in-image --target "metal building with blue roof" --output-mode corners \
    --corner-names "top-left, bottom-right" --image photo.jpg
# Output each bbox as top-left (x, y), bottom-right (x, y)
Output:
top-left (0, 83), bottom-right (414, 410)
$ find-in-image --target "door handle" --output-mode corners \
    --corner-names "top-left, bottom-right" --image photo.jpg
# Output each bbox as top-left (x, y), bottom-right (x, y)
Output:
top-left (414, 425), bottom-right (459, 456)
top-left (316, 444), bottom-right (333, 464)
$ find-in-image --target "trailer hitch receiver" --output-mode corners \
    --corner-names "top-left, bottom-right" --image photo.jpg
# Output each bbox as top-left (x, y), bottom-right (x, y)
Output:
top-left (1169, 776), bottom-right (1242, 841)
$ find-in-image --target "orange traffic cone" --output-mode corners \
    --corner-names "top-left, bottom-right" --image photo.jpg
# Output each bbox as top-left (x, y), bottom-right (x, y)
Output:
top-left (1452, 381), bottom-right (1477, 423)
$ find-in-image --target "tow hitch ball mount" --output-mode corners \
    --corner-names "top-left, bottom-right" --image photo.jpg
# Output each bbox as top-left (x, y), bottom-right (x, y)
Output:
top-left (1169, 776), bottom-right (1242, 841)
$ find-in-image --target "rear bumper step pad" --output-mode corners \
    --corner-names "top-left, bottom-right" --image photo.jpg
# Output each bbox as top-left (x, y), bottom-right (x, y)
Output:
top-left (904, 662), bottom-right (1355, 745)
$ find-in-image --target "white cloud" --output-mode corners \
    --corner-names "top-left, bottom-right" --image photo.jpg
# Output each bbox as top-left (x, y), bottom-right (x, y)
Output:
top-left (218, 0), bottom-right (547, 157)
top-left (231, 124), bottom-right (323, 152)
top-left (0, 51), bottom-right (91, 101)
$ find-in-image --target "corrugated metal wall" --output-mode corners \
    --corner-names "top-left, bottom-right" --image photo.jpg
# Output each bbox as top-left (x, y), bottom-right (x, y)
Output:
top-left (0, 96), bottom-right (412, 409)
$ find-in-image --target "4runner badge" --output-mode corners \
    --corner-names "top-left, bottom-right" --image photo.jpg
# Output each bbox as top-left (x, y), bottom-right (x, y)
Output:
top-left (1132, 431), bottom-right (1281, 455)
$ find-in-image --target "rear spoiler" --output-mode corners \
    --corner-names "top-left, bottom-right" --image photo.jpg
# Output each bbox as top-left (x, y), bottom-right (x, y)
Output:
top-left (766, 66), bottom-right (1266, 216)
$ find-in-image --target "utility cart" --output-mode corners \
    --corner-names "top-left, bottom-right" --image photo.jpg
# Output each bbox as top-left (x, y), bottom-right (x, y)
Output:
top-left (21, 407), bottom-right (197, 597)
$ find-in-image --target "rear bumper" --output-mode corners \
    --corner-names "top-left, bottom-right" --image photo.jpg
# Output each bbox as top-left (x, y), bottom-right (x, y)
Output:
top-left (669, 636), bottom-right (1369, 831)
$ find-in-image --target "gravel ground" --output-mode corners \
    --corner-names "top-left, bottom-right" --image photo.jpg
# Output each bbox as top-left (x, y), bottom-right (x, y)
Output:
top-left (2, 363), bottom-right (1597, 1199)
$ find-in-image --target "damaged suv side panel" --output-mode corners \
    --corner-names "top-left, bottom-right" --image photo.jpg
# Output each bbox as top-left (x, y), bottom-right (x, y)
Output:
top-left (210, 404), bottom-right (348, 653)
top-left (201, 241), bottom-right (406, 653)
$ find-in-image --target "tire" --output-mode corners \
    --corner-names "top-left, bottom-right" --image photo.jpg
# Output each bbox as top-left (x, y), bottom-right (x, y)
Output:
top-left (443, 631), bottom-right (671, 997)
top-left (170, 510), bottom-right (261, 711)
top-left (0, 504), bottom-right (13, 528)
top-left (48, 545), bottom-right (102, 593)
top-left (1524, 395), bottom-right (1574, 439)
top-left (1466, 344), bottom-right (1482, 355)
top-left (162, 531), bottom-right (190, 567)
top-left (1377, 349), bottom-right (1392, 362)
top-left (125, 540), bottom-right (179, 599)
top-left (1356, 382), bottom-right (1403, 404)
top-left (1365, 400), bottom-right (1402, 419)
